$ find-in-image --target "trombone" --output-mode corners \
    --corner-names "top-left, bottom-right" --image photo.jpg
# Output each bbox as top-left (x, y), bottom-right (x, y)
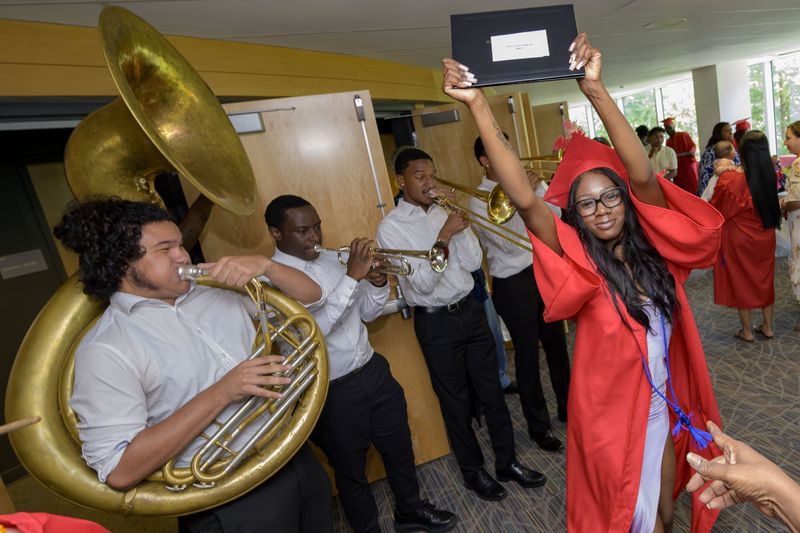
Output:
top-left (520, 152), bottom-right (562, 182)
top-left (432, 179), bottom-right (532, 253)
top-left (313, 242), bottom-right (448, 276)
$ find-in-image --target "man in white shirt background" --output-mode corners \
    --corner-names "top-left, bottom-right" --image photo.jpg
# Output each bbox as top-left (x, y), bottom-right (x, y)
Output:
top-left (57, 198), bottom-right (332, 533)
top-left (470, 136), bottom-right (571, 453)
top-left (377, 148), bottom-right (547, 503)
top-left (647, 126), bottom-right (678, 181)
top-left (265, 195), bottom-right (456, 533)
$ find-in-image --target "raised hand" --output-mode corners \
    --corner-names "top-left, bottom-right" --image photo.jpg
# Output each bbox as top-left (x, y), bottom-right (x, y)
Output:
top-left (216, 355), bottom-right (292, 403)
top-left (438, 211), bottom-right (469, 243)
top-left (345, 237), bottom-right (375, 281)
top-left (570, 33), bottom-right (602, 85)
top-left (441, 58), bottom-right (482, 105)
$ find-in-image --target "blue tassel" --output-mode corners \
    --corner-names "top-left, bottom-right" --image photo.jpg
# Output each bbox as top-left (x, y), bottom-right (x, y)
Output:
top-left (641, 314), bottom-right (713, 451)
top-left (671, 410), bottom-right (712, 450)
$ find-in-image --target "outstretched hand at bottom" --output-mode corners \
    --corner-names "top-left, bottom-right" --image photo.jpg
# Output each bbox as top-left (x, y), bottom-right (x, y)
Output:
top-left (686, 421), bottom-right (797, 523)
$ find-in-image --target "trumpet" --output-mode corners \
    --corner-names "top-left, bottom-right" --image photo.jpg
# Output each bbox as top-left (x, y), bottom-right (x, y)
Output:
top-left (314, 242), bottom-right (448, 276)
top-left (431, 181), bottom-right (532, 253)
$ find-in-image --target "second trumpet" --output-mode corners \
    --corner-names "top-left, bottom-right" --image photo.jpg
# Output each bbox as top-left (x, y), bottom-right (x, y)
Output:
top-left (313, 242), bottom-right (448, 276)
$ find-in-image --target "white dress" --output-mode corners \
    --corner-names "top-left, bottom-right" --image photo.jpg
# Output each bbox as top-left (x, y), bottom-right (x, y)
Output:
top-left (787, 158), bottom-right (800, 301)
top-left (630, 303), bottom-right (671, 533)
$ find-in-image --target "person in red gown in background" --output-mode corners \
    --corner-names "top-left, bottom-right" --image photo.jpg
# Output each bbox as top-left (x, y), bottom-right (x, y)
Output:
top-left (664, 118), bottom-right (699, 195)
top-left (732, 118), bottom-right (751, 151)
top-left (442, 34), bottom-right (724, 533)
top-left (710, 130), bottom-right (782, 342)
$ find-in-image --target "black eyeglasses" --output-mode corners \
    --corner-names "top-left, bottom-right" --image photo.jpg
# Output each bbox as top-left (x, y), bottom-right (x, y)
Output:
top-left (574, 187), bottom-right (623, 217)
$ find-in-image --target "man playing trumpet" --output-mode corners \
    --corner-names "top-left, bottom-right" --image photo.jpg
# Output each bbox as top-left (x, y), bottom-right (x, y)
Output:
top-left (376, 148), bottom-right (547, 502)
top-left (57, 198), bottom-right (332, 533)
top-left (265, 194), bottom-right (456, 533)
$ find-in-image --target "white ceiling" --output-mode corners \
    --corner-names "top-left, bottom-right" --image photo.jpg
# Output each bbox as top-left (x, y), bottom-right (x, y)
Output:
top-left (1, 0), bottom-right (800, 105)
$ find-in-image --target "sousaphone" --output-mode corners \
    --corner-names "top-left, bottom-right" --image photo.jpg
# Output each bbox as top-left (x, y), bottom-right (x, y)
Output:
top-left (5, 6), bottom-right (328, 516)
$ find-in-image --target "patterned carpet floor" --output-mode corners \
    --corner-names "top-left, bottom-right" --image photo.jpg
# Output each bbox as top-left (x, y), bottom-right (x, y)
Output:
top-left (7, 261), bottom-right (799, 532)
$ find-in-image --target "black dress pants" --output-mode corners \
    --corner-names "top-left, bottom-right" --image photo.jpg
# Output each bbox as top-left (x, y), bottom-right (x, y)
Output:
top-left (312, 353), bottom-right (421, 533)
top-left (413, 296), bottom-right (516, 476)
top-left (177, 444), bottom-right (332, 533)
top-left (492, 265), bottom-right (571, 433)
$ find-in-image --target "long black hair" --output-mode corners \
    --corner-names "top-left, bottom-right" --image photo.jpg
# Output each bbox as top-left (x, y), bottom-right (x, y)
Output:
top-left (53, 198), bottom-right (173, 301)
top-left (566, 168), bottom-right (678, 331)
top-left (738, 131), bottom-right (781, 230)
top-left (705, 121), bottom-right (731, 149)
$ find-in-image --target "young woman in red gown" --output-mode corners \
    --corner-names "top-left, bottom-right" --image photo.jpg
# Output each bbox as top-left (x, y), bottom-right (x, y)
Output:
top-left (710, 131), bottom-right (782, 341)
top-left (442, 34), bottom-right (724, 532)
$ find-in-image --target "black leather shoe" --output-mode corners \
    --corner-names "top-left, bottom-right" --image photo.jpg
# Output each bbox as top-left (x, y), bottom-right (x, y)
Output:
top-left (496, 462), bottom-right (547, 488)
top-left (394, 500), bottom-right (457, 532)
top-left (464, 468), bottom-right (507, 501)
top-left (503, 381), bottom-right (518, 394)
top-left (530, 430), bottom-right (564, 452)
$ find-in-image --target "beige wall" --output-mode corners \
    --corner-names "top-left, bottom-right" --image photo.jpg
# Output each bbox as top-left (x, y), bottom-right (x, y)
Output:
top-left (0, 18), bottom-right (447, 103)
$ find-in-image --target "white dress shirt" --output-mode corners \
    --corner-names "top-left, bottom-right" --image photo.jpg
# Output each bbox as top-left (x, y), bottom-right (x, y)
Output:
top-left (70, 284), bottom-right (264, 482)
top-left (376, 199), bottom-right (483, 307)
top-left (648, 145), bottom-right (678, 175)
top-left (467, 176), bottom-right (561, 279)
top-left (271, 248), bottom-right (389, 381)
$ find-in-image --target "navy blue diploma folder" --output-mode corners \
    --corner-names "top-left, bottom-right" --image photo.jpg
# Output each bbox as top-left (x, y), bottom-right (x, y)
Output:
top-left (451, 4), bottom-right (584, 87)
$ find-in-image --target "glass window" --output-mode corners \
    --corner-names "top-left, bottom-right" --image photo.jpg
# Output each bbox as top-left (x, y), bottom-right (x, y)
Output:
top-left (570, 105), bottom-right (591, 137)
top-left (771, 52), bottom-right (800, 155)
top-left (591, 107), bottom-right (609, 140)
top-left (659, 79), bottom-right (698, 152)
top-left (621, 90), bottom-right (657, 131)
top-left (748, 63), bottom-right (767, 133)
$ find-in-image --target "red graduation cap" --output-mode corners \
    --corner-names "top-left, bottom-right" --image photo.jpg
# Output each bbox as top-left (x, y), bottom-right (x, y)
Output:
top-left (543, 131), bottom-right (628, 210)
top-left (661, 117), bottom-right (676, 127)
top-left (733, 118), bottom-right (751, 133)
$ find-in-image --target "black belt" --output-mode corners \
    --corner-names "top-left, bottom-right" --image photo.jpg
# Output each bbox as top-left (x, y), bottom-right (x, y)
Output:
top-left (414, 293), bottom-right (473, 315)
top-left (329, 355), bottom-right (373, 386)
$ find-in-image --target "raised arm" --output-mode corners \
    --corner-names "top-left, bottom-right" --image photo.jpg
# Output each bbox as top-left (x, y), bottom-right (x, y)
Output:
top-left (201, 255), bottom-right (322, 304)
top-left (571, 34), bottom-right (666, 208)
top-left (442, 59), bottom-right (561, 254)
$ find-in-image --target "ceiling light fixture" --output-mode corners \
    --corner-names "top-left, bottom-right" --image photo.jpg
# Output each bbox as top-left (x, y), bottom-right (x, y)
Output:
top-left (642, 17), bottom-right (688, 31)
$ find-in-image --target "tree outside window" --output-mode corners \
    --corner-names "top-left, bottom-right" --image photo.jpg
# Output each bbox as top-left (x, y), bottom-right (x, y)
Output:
top-left (660, 79), bottom-right (698, 153)
top-left (591, 107), bottom-right (609, 140)
top-left (749, 63), bottom-right (766, 133)
top-left (621, 90), bottom-right (657, 132)
top-left (571, 105), bottom-right (591, 137)
top-left (771, 52), bottom-right (800, 155)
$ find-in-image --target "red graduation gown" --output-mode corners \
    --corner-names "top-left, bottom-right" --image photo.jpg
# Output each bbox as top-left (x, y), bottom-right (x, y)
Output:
top-left (527, 177), bottom-right (724, 532)
top-left (667, 132), bottom-right (699, 194)
top-left (710, 169), bottom-right (776, 308)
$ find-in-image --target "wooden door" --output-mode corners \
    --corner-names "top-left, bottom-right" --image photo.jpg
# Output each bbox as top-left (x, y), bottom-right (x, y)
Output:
top-left (411, 92), bottom-right (535, 190)
top-left (180, 91), bottom-right (450, 483)
top-left (532, 101), bottom-right (570, 157)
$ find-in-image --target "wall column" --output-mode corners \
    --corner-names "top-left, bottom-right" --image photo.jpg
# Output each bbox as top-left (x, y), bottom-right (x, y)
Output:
top-left (692, 61), bottom-right (750, 147)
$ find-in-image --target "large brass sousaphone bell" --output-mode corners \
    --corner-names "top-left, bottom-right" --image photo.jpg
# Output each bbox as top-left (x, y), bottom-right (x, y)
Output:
top-left (6, 6), bottom-right (328, 517)
top-left (65, 7), bottom-right (257, 214)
